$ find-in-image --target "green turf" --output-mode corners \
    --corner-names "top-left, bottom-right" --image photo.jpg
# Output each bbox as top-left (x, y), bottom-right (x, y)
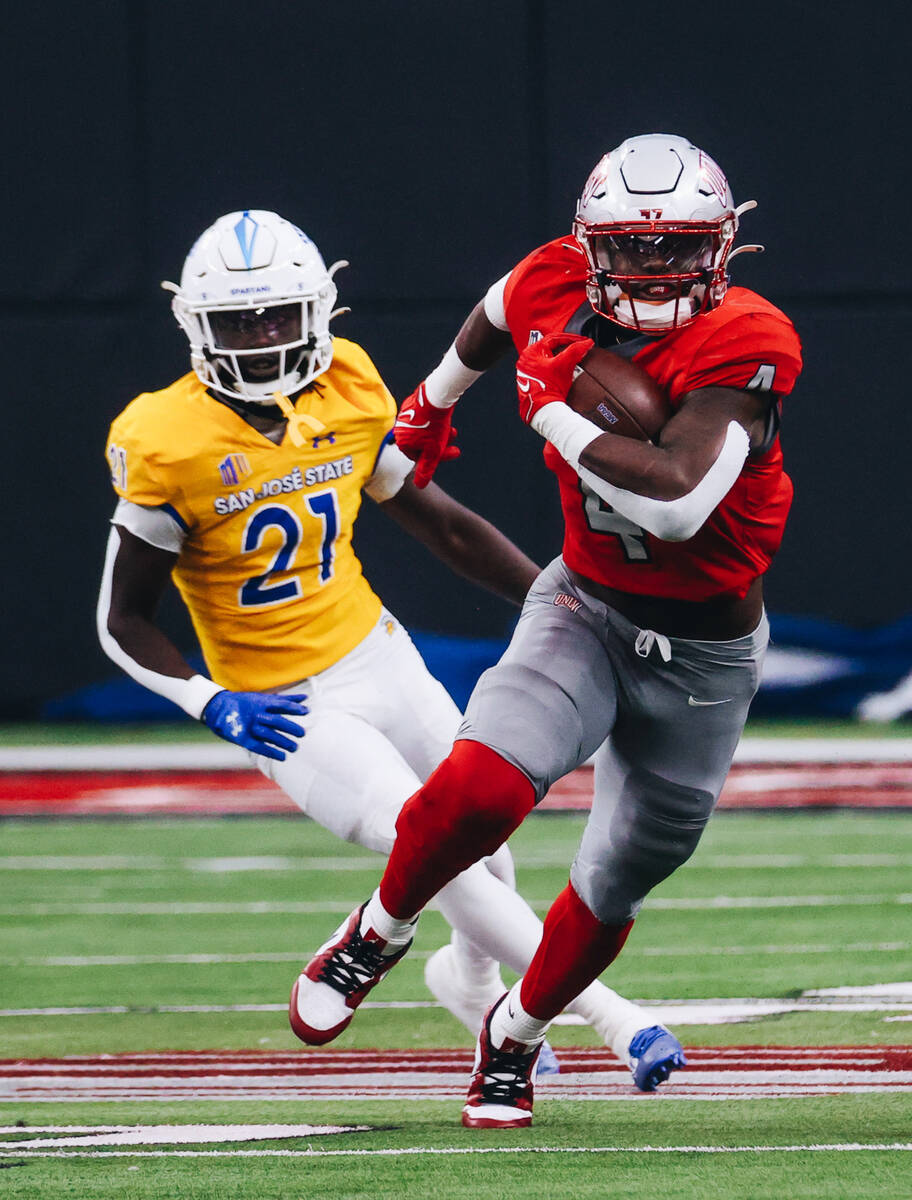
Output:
top-left (1, 1099), bottom-right (909, 1199)
top-left (1, 810), bottom-right (910, 1196)
top-left (2, 717), bottom-right (912, 745)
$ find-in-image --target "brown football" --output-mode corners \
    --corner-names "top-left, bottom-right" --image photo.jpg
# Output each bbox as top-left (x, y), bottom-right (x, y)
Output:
top-left (566, 346), bottom-right (672, 440)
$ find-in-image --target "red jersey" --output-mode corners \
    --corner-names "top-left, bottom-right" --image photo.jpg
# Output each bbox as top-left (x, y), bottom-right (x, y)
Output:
top-left (503, 237), bottom-right (803, 601)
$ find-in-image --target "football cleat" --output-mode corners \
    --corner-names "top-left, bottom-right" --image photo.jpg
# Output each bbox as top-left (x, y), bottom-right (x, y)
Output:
top-left (627, 1024), bottom-right (687, 1092)
top-left (462, 996), bottom-right (544, 1129)
top-left (536, 1040), bottom-right (561, 1077)
top-left (288, 903), bottom-right (414, 1046)
top-left (426, 944), bottom-right (561, 1074)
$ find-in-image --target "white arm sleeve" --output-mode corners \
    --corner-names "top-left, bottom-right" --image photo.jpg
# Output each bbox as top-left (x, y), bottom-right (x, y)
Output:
top-left (363, 435), bottom-right (416, 502)
top-left (96, 526), bottom-right (223, 720)
top-left (112, 497), bottom-right (187, 553)
top-left (482, 273), bottom-right (510, 331)
top-left (578, 421), bottom-right (750, 542)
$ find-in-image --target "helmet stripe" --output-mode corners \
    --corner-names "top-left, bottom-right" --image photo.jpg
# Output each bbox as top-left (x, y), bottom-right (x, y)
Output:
top-left (233, 211), bottom-right (259, 270)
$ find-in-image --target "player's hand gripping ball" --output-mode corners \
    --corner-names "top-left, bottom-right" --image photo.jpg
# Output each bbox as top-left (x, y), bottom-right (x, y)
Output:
top-left (515, 334), bottom-right (594, 425)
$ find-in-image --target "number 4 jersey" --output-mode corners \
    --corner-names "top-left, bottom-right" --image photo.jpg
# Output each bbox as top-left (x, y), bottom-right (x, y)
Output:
top-left (105, 338), bottom-right (396, 691)
top-left (503, 237), bottom-right (803, 601)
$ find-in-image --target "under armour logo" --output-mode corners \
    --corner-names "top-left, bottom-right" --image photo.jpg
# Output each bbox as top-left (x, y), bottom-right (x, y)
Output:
top-left (312, 432), bottom-right (336, 448)
top-left (226, 710), bottom-right (243, 737)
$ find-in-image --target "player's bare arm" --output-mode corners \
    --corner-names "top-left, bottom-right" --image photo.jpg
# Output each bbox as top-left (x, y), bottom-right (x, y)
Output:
top-left (380, 476), bottom-right (540, 607)
top-left (453, 298), bottom-right (514, 371)
top-left (578, 385), bottom-right (769, 499)
top-left (104, 527), bottom-right (191, 681)
top-left (394, 282), bottom-right (514, 487)
top-left (99, 523), bottom-right (308, 760)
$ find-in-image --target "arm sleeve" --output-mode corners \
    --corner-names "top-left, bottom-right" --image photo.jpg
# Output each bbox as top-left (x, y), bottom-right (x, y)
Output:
top-left (112, 498), bottom-right (188, 554)
top-left (95, 527), bottom-right (222, 719)
top-left (482, 274), bottom-right (510, 331)
top-left (578, 421), bottom-right (750, 542)
top-left (364, 432), bottom-right (416, 502)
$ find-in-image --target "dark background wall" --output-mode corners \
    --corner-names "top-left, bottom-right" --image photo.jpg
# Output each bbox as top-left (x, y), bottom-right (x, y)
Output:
top-left (3, 0), bottom-right (910, 713)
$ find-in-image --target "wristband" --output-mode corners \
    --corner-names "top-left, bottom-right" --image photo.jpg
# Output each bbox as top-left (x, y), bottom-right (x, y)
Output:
top-left (530, 402), bottom-right (603, 469)
top-left (182, 675), bottom-right (226, 720)
top-left (424, 344), bottom-right (483, 409)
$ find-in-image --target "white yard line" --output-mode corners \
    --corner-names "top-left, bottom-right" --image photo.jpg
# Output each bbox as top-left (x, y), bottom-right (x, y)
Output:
top-left (1, 940), bottom-right (907, 969)
top-left (1, 893), bottom-right (909, 917)
top-left (3, 852), bottom-right (910, 872)
top-left (0, 856), bottom-right (380, 872)
top-left (1, 1143), bottom-right (909, 1159)
top-left (2, 736), bottom-right (910, 770)
top-left (2, 996), bottom-right (911, 1021)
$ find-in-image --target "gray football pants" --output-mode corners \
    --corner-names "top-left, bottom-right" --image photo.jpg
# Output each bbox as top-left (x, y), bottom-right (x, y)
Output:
top-left (458, 557), bottom-right (768, 924)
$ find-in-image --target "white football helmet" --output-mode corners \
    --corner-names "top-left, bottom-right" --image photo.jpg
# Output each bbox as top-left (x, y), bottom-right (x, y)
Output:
top-left (572, 134), bottom-right (760, 332)
top-left (163, 210), bottom-right (346, 405)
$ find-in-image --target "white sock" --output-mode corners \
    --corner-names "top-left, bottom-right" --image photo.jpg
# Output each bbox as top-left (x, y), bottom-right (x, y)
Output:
top-left (361, 888), bottom-right (418, 951)
top-left (566, 981), bottom-right (657, 1062)
top-left (489, 982), bottom-right (550, 1049)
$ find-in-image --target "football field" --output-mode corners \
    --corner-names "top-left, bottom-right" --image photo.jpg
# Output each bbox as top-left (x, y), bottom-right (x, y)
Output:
top-left (2, 818), bottom-right (910, 1196)
top-left (1, 732), bottom-right (911, 1197)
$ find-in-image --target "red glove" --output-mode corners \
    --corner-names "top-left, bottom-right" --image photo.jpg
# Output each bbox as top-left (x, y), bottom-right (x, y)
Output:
top-left (393, 382), bottom-right (460, 489)
top-left (515, 333), bottom-right (593, 425)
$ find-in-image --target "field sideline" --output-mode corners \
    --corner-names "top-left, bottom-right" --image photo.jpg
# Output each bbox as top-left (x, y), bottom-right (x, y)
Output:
top-left (1, 724), bottom-right (910, 1196)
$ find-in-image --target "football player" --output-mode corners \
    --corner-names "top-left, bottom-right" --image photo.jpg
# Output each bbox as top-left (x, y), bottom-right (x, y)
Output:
top-left (291, 135), bottom-right (803, 1127)
top-left (98, 209), bottom-right (685, 1090)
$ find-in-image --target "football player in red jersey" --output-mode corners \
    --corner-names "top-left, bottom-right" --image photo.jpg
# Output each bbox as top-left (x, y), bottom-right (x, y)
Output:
top-left (290, 134), bottom-right (802, 1127)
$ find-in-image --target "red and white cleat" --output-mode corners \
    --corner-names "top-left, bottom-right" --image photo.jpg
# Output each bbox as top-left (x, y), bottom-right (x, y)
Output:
top-left (289, 903), bottom-right (414, 1046)
top-left (461, 995), bottom-right (544, 1129)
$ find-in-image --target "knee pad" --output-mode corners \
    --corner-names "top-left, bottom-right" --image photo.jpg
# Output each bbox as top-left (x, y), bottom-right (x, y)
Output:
top-left (394, 739), bottom-right (535, 860)
top-left (572, 767), bottom-right (714, 924)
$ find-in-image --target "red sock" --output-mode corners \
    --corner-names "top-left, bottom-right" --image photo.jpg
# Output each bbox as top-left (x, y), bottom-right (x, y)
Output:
top-left (379, 740), bottom-right (535, 919)
top-left (519, 883), bottom-right (633, 1020)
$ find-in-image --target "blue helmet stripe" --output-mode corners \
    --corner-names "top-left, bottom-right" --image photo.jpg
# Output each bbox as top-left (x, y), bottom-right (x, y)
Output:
top-left (233, 211), bottom-right (259, 269)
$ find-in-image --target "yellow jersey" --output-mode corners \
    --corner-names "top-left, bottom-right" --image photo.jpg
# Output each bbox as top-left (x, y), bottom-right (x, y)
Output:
top-left (106, 338), bottom-right (396, 691)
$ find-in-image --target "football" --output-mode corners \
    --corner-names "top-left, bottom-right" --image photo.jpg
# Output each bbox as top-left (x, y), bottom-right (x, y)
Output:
top-left (566, 346), bottom-right (672, 440)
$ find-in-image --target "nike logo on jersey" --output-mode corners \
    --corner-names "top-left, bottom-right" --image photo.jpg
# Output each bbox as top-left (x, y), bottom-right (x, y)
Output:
top-left (687, 696), bottom-right (733, 707)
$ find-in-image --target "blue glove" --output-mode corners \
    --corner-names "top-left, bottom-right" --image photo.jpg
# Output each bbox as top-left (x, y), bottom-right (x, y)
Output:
top-left (202, 691), bottom-right (309, 762)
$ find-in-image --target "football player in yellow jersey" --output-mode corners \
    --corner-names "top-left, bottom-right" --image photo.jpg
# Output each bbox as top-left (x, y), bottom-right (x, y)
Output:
top-left (97, 210), bottom-right (684, 1088)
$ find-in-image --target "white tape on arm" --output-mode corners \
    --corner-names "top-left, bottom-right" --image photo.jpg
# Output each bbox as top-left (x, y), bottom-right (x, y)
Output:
top-left (96, 527), bottom-right (223, 719)
top-left (578, 420), bottom-right (750, 542)
top-left (530, 401), bottom-right (603, 470)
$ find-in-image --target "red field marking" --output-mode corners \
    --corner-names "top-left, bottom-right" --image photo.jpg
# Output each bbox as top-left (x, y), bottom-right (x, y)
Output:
top-left (1, 763), bottom-right (911, 816)
top-left (2, 1046), bottom-right (910, 1102)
